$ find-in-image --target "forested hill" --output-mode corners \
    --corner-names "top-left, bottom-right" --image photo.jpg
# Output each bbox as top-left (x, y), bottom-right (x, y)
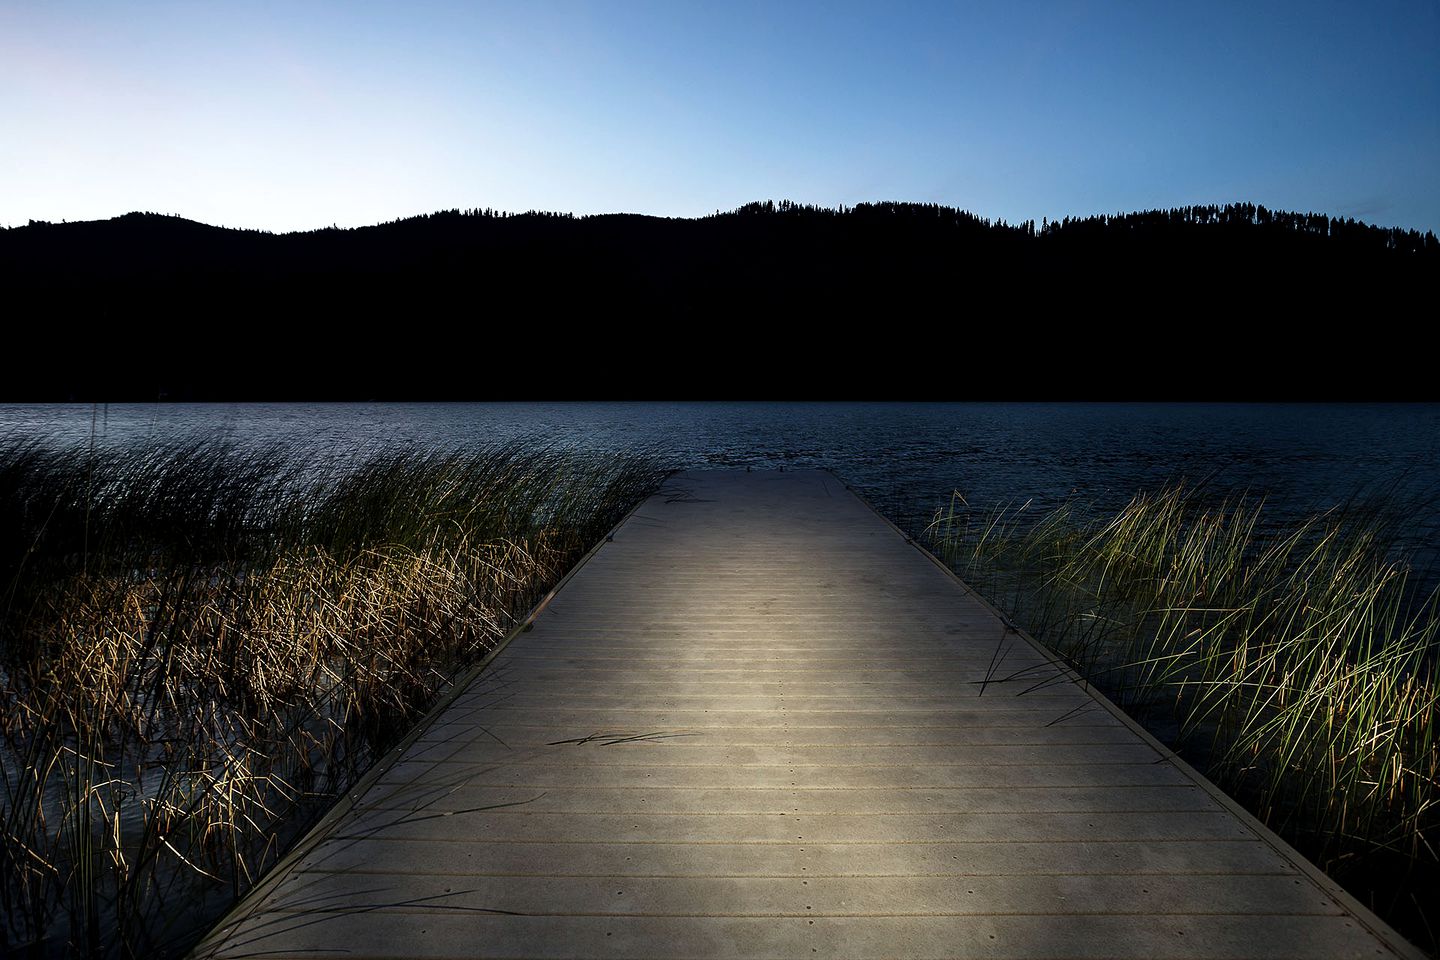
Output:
top-left (3, 201), bottom-right (1435, 399)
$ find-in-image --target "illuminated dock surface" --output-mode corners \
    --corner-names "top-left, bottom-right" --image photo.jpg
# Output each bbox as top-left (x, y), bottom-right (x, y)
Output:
top-left (197, 470), bottom-right (1417, 959)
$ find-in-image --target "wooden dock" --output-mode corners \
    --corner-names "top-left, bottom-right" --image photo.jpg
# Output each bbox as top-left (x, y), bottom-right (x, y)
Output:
top-left (197, 470), bottom-right (1418, 959)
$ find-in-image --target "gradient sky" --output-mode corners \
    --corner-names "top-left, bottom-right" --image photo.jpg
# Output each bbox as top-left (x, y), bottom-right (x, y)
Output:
top-left (3, 1), bottom-right (1437, 233)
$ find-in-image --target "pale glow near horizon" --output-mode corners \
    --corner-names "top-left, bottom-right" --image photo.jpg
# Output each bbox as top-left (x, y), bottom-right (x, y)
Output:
top-left (2, 1), bottom-right (1437, 234)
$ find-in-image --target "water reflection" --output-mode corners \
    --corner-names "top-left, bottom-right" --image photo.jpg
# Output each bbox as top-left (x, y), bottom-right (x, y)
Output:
top-left (3, 400), bottom-right (1437, 565)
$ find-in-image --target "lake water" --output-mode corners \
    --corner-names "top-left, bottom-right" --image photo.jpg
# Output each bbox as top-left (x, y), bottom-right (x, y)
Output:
top-left (3, 400), bottom-right (1439, 954)
top-left (3, 401), bottom-right (1438, 571)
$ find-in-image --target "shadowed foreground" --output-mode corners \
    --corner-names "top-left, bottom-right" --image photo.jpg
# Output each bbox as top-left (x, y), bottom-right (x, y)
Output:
top-left (194, 470), bottom-right (1419, 959)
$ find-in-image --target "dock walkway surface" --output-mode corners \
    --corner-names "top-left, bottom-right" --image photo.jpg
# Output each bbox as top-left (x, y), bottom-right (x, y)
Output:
top-left (198, 470), bottom-right (1417, 960)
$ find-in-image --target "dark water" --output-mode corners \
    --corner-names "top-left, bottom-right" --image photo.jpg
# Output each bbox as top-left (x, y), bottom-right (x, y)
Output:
top-left (3, 403), bottom-right (1439, 952)
top-left (4, 400), bottom-right (1438, 567)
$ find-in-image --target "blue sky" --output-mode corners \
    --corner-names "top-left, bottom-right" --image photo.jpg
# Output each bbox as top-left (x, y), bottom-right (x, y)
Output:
top-left (2, 1), bottom-right (1436, 232)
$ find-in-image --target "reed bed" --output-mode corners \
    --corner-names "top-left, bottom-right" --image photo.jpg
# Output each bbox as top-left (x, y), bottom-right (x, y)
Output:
top-left (0, 438), bottom-right (665, 958)
top-left (926, 486), bottom-right (1439, 948)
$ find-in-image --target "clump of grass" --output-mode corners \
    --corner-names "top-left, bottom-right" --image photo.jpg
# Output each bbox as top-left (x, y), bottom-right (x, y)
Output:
top-left (927, 485), bottom-right (1439, 947)
top-left (0, 438), bottom-right (665, 958)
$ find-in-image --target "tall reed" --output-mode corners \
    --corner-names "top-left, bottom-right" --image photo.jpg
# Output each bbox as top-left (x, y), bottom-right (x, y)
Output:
top-left (0, 438), bottom-right (665, 958)
top-left (927, 486), bottom-right (1439, 948)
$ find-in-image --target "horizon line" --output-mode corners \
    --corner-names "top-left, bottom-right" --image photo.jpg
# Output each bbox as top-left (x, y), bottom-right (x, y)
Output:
top-left (7, 197), bottom-right (1437, 239)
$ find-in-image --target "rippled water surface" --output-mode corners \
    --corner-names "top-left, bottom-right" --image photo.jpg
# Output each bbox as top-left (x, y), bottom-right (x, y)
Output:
top-left (4, 401), bottom-right (1437, 561)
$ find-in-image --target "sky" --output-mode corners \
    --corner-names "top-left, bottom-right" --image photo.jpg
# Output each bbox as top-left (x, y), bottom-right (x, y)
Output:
top-left (2, 1), bottom-right (1437, 233)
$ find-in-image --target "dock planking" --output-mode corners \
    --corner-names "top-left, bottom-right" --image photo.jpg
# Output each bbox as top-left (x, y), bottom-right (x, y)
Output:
top-left (195, 470), bottom-right (1419, 960)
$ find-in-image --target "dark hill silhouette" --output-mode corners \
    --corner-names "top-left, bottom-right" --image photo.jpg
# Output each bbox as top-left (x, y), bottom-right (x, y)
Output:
top-left (3, 201), bottom-right (1434, 399)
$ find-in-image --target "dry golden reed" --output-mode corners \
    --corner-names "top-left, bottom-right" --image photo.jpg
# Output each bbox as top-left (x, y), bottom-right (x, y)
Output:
top-left (0, 438), bottom-right (665, 957)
